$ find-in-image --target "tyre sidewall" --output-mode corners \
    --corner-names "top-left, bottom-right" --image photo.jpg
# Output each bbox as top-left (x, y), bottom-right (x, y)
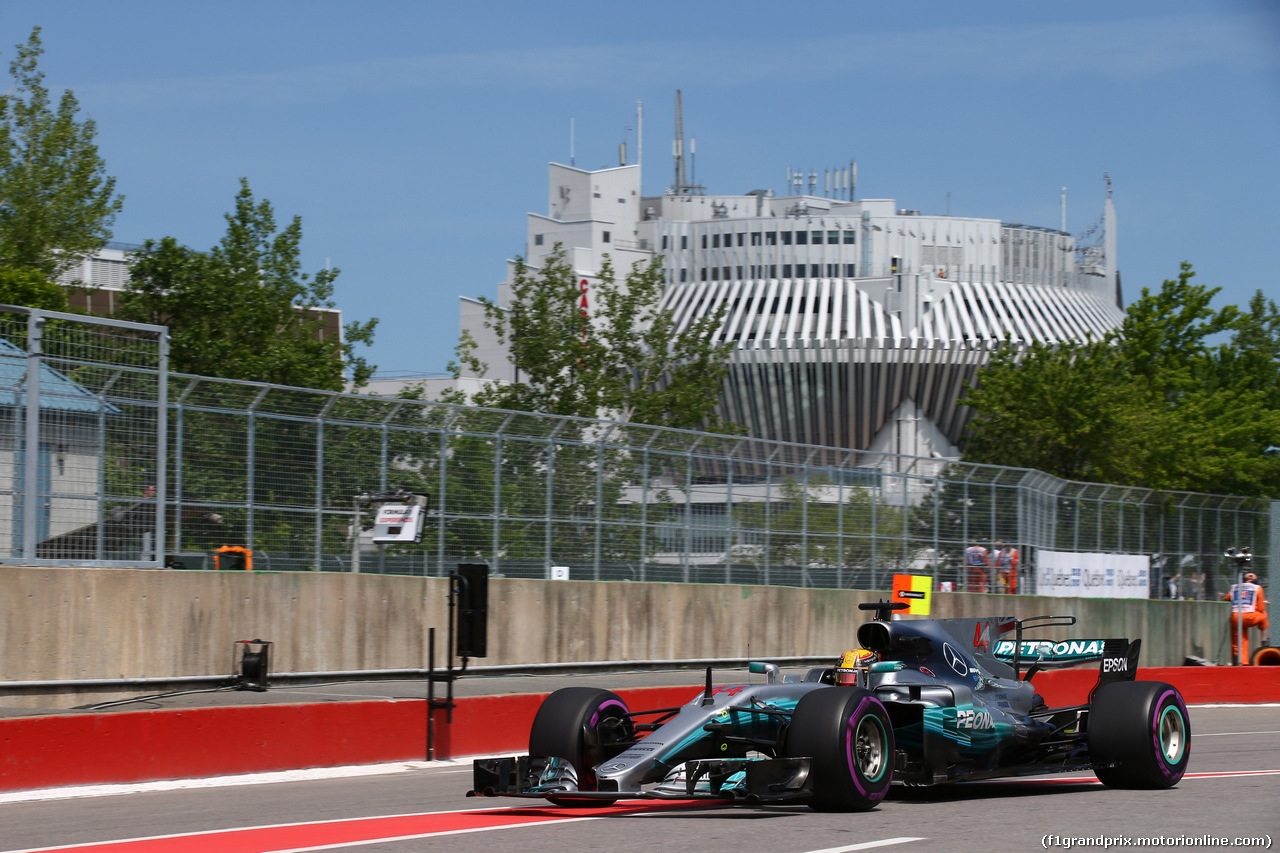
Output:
top-left (787, 687), bottom-right (895, 810)
top-left (1090, 681), bottom-right (1190, 788)
top-left (528, 687), bottom-right (632, 792)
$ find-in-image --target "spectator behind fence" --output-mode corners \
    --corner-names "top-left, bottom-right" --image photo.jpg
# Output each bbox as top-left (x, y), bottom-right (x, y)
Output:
top-left (993, 541), bottom-right (1019, 594)
top-left (964, 540), bottom-right (990, 593)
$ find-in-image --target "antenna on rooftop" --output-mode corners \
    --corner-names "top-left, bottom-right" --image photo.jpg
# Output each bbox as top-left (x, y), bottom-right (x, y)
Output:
top-left (670, 90), bottom-right (703, 195)
top-left (637, 100), bottom-right (643, 177)
top-left (674, 90), bottom-right (687, 192)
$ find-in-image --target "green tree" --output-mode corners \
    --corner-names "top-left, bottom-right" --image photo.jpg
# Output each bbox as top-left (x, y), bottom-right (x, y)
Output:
top-left (120, 179), bottom-right (377, 390)
top-left (451, 246), bottom-right (736, 432)
top-left (962, 263), bottom-right (1280, 497)
top-left (0, 28), bottom-right (122, 278)
top-left (0, 266), bottom-right (68, 311)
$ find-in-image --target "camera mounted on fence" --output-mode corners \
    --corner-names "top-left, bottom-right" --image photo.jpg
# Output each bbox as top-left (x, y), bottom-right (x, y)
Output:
top-left (1224, 546), bottom-right (1252, 568)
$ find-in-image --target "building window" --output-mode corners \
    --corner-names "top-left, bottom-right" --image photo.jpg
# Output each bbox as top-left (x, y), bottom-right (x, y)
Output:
top-left (828, 231), bottom-right (839, 244)
top-left (796, 231), bottom-right (808, 245)
top-left (845, 263), bottom-right (857, 277)
top-left (736, 266), bottom-right (743, 279)
top-left (712, 233), bottom-right (720, 248)
top-left (827, 264), bottom-right (837, 277)
top-left (602, 231), bottom-right (611, 243)
top-left (737, 233), bottom-right (745, 247)
top-left (766, 232), bottom-right (777, 246)
top-left (722, 266), bottom-right (731, 280)
top-left (782, 264), bottom-right (793, 278)
top-left (769, 264), bottom-right (778, 278)
top-left (843, 230), bottom-right (856, 244)
top-left (702, 234), bottom-right (708, 249)
top-left (681, 268), bottom-right (688, 282)
top-left (712, 267), bottom-right (719, 281)
top-left (701, 267), bottom-right (708, 281)
top-left (782, 231), bottom-right (793, 245)
top-left (681, 235), bottom-right (689, 249)
top-left (662, 235), bottom-right (669, 249)
top-left (534, 234), bottom-right (544, 246)
top-left (811, 264), bottom-right (821, 278)
top-left (811, 231), bottom-right (823, 244)
top-left (751, 231), bottom-right (762, 246)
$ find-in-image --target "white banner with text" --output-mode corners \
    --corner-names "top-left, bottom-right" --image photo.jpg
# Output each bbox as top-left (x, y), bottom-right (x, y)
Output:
top-left (1035, 550), bottom-right (1151, 599)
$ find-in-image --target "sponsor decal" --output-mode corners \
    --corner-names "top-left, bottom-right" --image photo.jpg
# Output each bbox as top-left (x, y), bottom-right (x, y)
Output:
top-left (943, 643), bottom-right (968, 676)
top-left (955, 709), bottom-right (995, 730)
top-left (1102, 656), bottom-right (1128, 673)
top-left (993, 638), bottom-right (1107, 660)
top-left (919, 666), bottom-right (936, 678)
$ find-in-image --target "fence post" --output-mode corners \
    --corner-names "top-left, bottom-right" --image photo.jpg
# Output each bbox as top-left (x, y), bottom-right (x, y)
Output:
top-left (21, 311), bottom-right (43, 561)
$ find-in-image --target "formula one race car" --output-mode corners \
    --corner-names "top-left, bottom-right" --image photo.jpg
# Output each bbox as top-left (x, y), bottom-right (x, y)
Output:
top-left (469, 602), bottom-right (1190, 811)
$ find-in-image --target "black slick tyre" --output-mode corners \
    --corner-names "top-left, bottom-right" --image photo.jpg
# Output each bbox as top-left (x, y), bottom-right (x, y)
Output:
top-left (785, 687), bottom-right (894, 811)
top-left (1089, 681), bottom-right (1190, 789)
top-left (528, 687), bottom-right (634, 807)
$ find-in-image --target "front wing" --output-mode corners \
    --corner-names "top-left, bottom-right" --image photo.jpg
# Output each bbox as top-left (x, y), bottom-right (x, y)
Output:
top-left (469, 755), bottom-right (816, 803)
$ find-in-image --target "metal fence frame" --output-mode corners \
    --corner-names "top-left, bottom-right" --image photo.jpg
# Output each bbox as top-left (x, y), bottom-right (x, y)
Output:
top-left (0, 306), bottom-right (167, 567)
top-left (0, 313), bottom-right (1271, 593)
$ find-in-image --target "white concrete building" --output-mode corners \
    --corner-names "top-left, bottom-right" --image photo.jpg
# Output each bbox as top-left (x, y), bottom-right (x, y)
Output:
top-left (463, 151), bottom-right (1123, 463)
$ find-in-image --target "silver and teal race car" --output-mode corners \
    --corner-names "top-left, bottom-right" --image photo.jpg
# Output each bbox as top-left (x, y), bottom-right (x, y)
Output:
top-left (469, 602), bottom-right (1189, 811)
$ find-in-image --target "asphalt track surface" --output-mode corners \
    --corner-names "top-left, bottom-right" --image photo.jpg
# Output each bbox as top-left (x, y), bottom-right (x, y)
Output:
top-left (0, 706), bottom-right (1275, 853)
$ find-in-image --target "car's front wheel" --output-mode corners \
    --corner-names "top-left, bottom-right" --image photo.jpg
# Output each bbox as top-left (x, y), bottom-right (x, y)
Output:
top-left (528, 687), bottom-right (634, 806)
top-left (1089, 681), bottom-right (1190, 788)
top-left (785, 687), bottom-right (894, 811)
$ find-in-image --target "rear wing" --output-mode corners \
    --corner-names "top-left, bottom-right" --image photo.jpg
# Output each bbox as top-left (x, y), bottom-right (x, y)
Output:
top-left (992, 616), bottom-right (1141, 695)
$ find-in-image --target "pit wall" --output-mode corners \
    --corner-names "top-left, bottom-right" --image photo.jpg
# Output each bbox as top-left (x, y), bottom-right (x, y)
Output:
top-left (0, 566), bottom-right (1232, 709)
top-left (4, 669), bottom-right (1278, 794)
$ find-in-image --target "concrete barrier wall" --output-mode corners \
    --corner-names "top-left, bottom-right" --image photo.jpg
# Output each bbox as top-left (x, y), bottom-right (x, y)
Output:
top-left (4, 668), bottom-right (1278, 794)
top-left (0, 567), bottom-right (1233, 708)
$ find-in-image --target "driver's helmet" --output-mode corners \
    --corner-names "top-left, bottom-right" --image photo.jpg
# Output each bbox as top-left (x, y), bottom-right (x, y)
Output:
top-left (1245, 572), bottom-right (1258, 583)
top-left (835, 648), bottom-right (878, 687)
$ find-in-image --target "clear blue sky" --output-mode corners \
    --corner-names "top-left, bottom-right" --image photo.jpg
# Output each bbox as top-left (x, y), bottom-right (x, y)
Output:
top-left (4, 2), bottom-right (1278, 382)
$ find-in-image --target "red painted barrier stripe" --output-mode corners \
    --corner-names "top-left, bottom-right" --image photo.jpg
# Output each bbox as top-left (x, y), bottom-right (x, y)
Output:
top-left (7, 802), bottom-right (706, 853)
top-left (1, 669), bottom-right (1275, 794)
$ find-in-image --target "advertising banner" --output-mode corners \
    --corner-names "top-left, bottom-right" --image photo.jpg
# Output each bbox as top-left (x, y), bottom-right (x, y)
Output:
top-left (1035, 550), bottom-right (1150, 599)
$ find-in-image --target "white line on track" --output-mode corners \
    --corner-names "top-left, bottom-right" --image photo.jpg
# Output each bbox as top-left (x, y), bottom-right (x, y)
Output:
top-left (214, 819), bottom-right (606, 853)
top-left (0, 761), bottom-right (452, 805)
top-left (1193, 730), bottom-right (1280, 737)
top-left (802, 841), bottom-right (926, 853)
top-left (263, 835), bottom-right (929, 853)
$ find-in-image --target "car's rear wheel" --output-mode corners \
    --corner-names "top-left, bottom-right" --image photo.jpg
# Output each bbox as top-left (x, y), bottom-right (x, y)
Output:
top-left (528, 687), bottom-right (634, 807)
top-left (1089, 681), bottom-right (1190, 788)
top-left (785, 687), bottom-right (894, 811)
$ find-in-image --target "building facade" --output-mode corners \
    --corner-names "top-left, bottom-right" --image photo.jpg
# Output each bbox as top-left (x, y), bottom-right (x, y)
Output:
top-left (463, 158), bottom-right (1123, 462)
